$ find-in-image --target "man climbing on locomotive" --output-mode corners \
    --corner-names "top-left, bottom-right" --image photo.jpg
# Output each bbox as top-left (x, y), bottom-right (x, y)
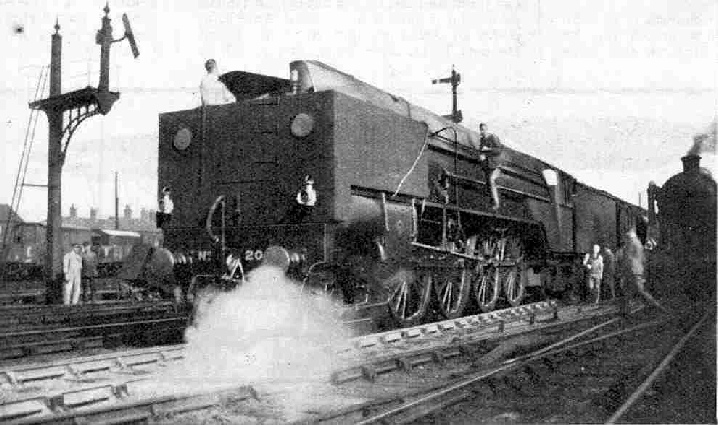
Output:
top-left (473, 123), bottom-right (504, 211)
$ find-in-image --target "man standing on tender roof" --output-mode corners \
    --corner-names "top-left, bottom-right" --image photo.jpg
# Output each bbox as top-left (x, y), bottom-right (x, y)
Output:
top-left (200, 59), bottom-right (236, 106)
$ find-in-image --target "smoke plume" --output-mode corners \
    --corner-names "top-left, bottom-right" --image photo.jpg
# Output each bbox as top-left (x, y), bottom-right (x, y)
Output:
top-left (687, 120), bottom-right (717, 156)
top-left (147, 265), bottom-right (354, 421)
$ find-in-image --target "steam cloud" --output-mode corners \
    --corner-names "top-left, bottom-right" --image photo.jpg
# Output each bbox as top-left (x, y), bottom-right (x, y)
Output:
top-left (151, 265), bottom-right (354, 421)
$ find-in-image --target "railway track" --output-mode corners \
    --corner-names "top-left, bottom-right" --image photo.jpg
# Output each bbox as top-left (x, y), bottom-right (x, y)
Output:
top-left (0, 299), bottom-right (643, 424)
top-left (0, 302), bottom-right (188, 362)
top-left (343, 302), bottom-right (713, 425)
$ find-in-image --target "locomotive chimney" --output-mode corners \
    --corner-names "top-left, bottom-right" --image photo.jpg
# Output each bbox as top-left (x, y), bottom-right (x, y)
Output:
top-left (681, 154), bottom-right (701, 173)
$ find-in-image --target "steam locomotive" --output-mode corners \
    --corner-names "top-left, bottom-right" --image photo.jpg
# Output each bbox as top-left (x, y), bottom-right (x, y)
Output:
top-left (647, 153), bottom-right (716, 300)
top-left (154, 61), bottom-right (646, 326)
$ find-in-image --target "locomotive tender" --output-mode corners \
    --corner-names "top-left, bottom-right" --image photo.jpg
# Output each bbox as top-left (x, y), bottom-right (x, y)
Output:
top-left (158, 61), bottom-right (645, 326)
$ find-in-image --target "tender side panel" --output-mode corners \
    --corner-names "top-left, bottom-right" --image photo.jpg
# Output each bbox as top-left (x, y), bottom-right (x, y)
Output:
top-left (331, 92), bottom-right (430, 222)
top-left (574, 184), bottom-right (619, 252)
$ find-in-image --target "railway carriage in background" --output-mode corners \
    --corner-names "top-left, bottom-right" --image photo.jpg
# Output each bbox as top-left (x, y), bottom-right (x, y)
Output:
top-left (156, 60), bottom-right (646, 326)
top-left (2, 223), bottom-right (157, 281)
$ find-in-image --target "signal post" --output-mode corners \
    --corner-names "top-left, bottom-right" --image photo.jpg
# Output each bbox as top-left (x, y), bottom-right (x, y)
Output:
top-left (30, 4), bottom-right (138, 303)
top-left (432, 66), bottom-right (462, 124)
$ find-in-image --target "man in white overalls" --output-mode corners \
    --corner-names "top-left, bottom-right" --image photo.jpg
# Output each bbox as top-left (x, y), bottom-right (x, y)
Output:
top-left (63, 243), bottom-right (83, 305)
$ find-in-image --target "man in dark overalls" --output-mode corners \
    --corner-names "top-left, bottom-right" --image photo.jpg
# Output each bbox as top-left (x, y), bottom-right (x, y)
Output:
top-left (477, 123), bottom-right (504, 211)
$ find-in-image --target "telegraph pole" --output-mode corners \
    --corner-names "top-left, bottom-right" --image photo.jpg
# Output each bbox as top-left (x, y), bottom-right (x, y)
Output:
top-left (432, 66), bottom-right (463, 124)
top-left (30, 4), bottom-right (139, 303)
top-left (114, 172), bottom-right (120, 230)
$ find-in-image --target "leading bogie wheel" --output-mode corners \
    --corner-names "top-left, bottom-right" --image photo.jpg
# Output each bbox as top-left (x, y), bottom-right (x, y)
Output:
top-left (474, 265), bottom-right (500, 312)
top-left (502, 264), bottom-right (525, 306)
top-left (433, 262), bottom-right (471, 319)
top-left (388, 268), bottom-right (432, 327)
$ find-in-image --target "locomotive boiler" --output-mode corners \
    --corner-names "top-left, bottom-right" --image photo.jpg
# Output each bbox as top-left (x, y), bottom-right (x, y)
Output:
top-left (648, 153), bottom-right (716, 300)
top-left (156, 60), bottom-right (646, 326)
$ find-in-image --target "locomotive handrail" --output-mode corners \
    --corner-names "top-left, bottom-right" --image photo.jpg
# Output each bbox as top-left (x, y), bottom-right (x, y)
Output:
top-left (303, 260), bottom-right (330, 278)
top-left (421, 199), bottom-right (541, 226)
top-left (205, 195), bottom-right (226, 251)
top-left (411, 241), bottom-right (520, 267)
top-left (428, 136), bottom-right (552, 191)
top-left (443, 169), bottom-right (554, 204)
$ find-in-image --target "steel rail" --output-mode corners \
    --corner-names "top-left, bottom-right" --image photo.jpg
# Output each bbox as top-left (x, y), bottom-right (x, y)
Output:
top-left (354, 311), bottom-right (663, 424)
top-left (0, 301), bottom-right (558, 383)
top-left (0, 300), bottom-right (636, 424)
top-left (11, 385), bottom-right (259, 425)
top-left (605, 306), bottom-right (714, 424)
top-left (0, 300), bottom-right (581, 423)
top-left (0, 316), bottom-right (185, 339)
top-left (539, 317), bottom-right (668, 358)
top-left (1, 344), bottom-right (186, 375)
top-left (0, 311), bottom-right (187, 362)
top-left (332, 309), bottom-right (629, 386)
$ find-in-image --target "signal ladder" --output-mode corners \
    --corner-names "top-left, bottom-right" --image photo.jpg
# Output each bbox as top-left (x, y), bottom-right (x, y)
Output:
top-left (0, 66), bottom-right (49, 280)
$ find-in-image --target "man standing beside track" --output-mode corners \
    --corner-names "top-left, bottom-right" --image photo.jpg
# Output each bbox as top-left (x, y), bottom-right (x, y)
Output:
top-left (602, 247), bottom-right (617, 301)
top-left (82, 242), bottom-right (98, 303)
top-left (583, 244), bottom-right (604, 304)
top-left (63, 244), bottom-right (83, 305)
top-left (617, 229), bottom-right (670, 315)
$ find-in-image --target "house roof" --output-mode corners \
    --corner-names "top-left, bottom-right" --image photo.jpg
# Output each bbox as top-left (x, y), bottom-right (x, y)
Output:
top-left (61, 215), bottom-right (159, 233)
top-left (95, 229), bottom-right (141, 238)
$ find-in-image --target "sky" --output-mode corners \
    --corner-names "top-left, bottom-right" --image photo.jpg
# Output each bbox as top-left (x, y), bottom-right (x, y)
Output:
top-left (0, 0), bottom-right (716, 222)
